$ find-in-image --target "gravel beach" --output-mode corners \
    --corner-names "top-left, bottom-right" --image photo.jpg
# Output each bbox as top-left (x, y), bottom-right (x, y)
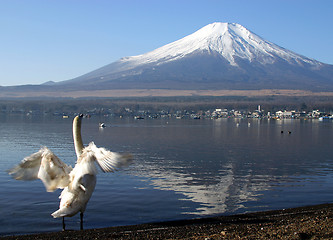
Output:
top-left (2, 203), bottom-right (333, 239)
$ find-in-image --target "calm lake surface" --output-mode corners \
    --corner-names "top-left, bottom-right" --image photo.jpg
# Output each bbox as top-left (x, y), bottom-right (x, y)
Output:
top-left (1, 115), bottom-right (333, 236)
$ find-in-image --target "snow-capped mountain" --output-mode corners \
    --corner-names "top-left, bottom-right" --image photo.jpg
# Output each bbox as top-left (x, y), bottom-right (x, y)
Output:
top-left (59, 22), bottom-right (333, 91)
top-left (120, 22), bottom-right (321, 67)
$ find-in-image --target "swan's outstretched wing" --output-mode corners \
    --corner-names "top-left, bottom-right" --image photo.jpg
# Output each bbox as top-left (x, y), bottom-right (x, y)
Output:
top-left (8, 147), bottom-right (72, 192)
top-left (82, 142), bottom-right (133, 172)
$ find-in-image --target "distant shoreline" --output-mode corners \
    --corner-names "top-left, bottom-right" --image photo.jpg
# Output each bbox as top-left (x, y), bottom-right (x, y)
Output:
top-left (1, 90), bottom-right (333, 118)
top-left (2, 203), bottom-right (333, 239)
top-left (1, 89), bottom-right (333, 98)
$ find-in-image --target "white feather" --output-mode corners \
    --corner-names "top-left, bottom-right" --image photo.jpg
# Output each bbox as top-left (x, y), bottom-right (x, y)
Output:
top-left (83, 142), bottom-right (133, 173)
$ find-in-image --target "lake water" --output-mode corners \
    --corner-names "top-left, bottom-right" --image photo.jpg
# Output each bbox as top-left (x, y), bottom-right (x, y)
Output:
top-left (1, 115), bottom-right (333, 236)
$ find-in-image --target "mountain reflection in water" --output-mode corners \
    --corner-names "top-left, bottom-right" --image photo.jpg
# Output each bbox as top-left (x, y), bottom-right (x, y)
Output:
top-left (127, 117), bottom-right (333, 215)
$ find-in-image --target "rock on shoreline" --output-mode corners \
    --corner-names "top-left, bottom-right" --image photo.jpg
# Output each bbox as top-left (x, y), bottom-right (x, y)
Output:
top-left (2, 203), bottom-right (333, 239)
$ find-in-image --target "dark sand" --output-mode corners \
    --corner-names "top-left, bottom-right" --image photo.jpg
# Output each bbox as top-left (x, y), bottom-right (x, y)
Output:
top-left (2, 203), bottom-right (333, 239)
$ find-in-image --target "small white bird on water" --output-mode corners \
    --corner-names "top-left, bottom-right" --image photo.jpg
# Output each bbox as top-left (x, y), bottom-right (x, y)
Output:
top-left (8, 114), bottom-right (132, 231)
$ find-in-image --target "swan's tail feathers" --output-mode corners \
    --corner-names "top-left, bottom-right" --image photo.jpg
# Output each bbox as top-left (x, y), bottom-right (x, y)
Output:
top-left (8, 147), bottom-right (72, 192)
top-left (83, 142), bottom-right (133, 173)
top-left (52, 205), bottom-right (80, 218)
top-left (51, 208), bottom-right (70, 218)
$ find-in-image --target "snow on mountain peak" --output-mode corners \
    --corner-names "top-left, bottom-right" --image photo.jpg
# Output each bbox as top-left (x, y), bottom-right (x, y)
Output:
top-left (120, 22), bottom-right (320, 69)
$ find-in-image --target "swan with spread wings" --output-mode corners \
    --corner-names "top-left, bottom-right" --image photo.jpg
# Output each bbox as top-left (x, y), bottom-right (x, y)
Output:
top-left (8, 114), bottom-right (132, 230)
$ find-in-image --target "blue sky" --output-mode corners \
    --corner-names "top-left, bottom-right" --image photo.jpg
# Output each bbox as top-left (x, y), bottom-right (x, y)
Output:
top-left (1, 0), bottom-right (332, 86)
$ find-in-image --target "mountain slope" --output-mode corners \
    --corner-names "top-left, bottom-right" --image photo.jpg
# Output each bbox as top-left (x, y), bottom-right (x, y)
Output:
top-left (51, 22), bottom-right (333, 91)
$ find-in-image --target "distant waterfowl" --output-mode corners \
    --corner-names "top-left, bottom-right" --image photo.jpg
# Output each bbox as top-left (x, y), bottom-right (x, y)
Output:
top-left (280, 130), bottom-right (292, 134)
top-left (8, 114), bottom-right (132, 231)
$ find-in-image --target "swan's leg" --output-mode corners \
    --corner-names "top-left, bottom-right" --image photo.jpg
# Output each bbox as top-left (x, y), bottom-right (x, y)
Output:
top-left (80, 212), bottom-right (84, 230)
top-left (62, 217), bottom-right (66, 231)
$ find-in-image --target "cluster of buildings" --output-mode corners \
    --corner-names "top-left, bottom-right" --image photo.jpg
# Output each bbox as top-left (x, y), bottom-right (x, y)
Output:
top-left (207, 106), bottom-right (331, 120)
top-left (129, 105), bottom-right (332, 120)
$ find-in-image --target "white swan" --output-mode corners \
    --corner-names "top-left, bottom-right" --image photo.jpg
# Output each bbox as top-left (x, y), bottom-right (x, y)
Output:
top-left (8, 114), bottom-right (132, 230)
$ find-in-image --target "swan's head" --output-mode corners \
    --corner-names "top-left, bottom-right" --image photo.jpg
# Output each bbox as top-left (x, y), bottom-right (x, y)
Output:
top-left (73, 114), bottom-right (83, 125)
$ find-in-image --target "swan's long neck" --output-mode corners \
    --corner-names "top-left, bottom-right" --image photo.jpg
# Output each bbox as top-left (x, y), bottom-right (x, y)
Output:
top-left (73, 115), bottom-right (84, 158)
